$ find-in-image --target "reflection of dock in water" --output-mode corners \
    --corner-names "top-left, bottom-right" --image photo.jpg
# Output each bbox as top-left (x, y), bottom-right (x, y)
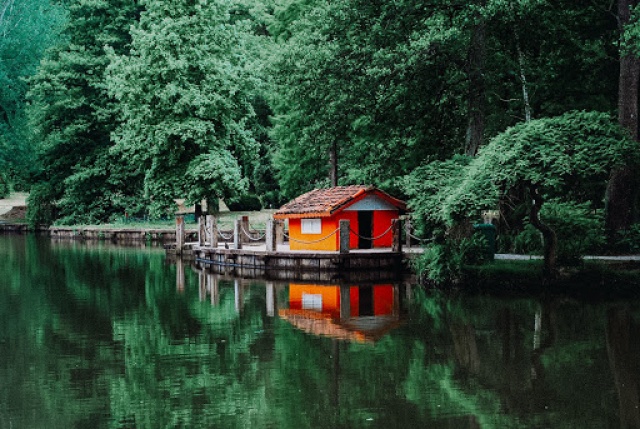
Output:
top-left (183, 264), bottom-right (410, 343)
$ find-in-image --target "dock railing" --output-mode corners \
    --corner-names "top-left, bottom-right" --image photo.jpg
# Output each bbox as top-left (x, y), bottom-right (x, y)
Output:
top-left (182, 215), bottom-right (413, 253)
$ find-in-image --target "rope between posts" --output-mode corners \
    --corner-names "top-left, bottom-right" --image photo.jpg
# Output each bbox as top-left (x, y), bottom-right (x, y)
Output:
top-left (241, 225), bottom-right (266, 241)
top-left (348, 224), bottom-right (394, 241)
top-left (407, 232), bottom-right (433, 243)
top-left (249, 222), bottom-right (266, 232)
top-left (218, 230), bottom-right (233, 240)
top-left (284, 227), bottom-right (340, 244)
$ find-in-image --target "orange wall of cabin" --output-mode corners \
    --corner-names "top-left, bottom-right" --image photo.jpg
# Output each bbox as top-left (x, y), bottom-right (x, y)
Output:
top-left (286, 210), bottom-right (399, 251)
top-left (288, 218), bottom-right (339, 251)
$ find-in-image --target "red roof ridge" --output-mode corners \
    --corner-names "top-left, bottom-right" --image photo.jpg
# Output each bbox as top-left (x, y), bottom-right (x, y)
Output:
top-left (274, 185), bottom-right (405, 219)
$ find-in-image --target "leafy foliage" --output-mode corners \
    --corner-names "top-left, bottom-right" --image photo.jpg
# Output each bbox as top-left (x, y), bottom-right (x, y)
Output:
top-left (406, 111), bottom-right (638, 282)
top-left (512, 200), bottom-right (605, 264)
top-left (0, 0), bottom-right (66, 191)
top-left (26, 0), bottom-right (141, 225)
top-left (107, 0), bottom-right (258, 216)
top-left (407, 111), bottom-right (638, 228)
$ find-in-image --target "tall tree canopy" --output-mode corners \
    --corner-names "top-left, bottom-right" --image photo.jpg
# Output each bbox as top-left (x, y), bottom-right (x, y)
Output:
top-left (107, 0), bottom-right (259, 216)
top-left (269, 0), bottom-right (619, 200)
top-left (0, 0), bottom-right (66, 194)
top-left (27, 0), bottom-right (141, 224)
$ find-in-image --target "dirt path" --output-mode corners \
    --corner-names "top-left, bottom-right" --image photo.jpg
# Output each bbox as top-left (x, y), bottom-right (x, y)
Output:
top-left (0, 192), bottom-right (27, 218)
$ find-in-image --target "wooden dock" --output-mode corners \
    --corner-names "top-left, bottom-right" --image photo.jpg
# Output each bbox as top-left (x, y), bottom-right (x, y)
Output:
top-left (169, 242), bottom-right (419, 282)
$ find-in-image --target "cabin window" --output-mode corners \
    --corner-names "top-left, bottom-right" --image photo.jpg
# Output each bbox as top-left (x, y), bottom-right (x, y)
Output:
top-left (301, 218), bottom-right (322, 234)
top-left (302, 293), bottom-right (322, 310)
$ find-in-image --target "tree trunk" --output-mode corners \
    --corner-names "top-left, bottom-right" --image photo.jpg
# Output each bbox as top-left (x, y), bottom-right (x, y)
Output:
top-left (509, 2), bottom-right (532, 123)
top-left (464, 6), bottom-right (486, 157)
top-left (606, 0), bottom-right (640, 235)
top-left (528, 186), bottom-right (558, 281)
top-left (329, 141), bottom-right (338, 187)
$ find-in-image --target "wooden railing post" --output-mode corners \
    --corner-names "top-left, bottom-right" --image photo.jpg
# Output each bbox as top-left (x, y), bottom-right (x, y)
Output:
top-left (405, 216), bottom-right (412, 249)
top-left (275, 219), bottom-right (285, 244)
top-left (240, 215), bottom-right (250, 244)
top-left (198, 215), bottom-right (206, 246)
top-left (339, 219), bottom-right (350, 254)
top-left (206, 215), bottom-right (218, 248)
top-left (234, 218), bottom-right (242, 249)
top-left (175, 215), bottom-right (185, 254)
top-left (392, 219), bottom-right (402, 253)
top-left (265, 218), bottom-right (277, 252)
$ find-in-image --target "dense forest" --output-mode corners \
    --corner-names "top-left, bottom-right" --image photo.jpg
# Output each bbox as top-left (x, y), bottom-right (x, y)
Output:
top-left (2, 0), bottom-right (640, 276)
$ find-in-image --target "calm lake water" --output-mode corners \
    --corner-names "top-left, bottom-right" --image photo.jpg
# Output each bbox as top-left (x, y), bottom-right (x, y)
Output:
top-left (1, 234), bottom-right (639, 429)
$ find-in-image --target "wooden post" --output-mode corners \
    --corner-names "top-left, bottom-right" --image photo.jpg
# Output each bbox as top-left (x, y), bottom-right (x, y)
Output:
top-left (234, 218), bottom-right (242, 249)
top-left (275, 219), bottom-right (285, 244)
top-left (198, 215), bottom-right (206, 246)
top-left (240, 215), bottom-right (250, 244)
top-left (176, 215), bottom-right (185, 254)
top-left (265, 218), bottom-right (277, 252)
top-left (405, 216), bottom-right (411, 249)
top-left (392, 219), bottom-right (402, 253)
top-left (339, 219), bottom-right (350, 254)
top-left (206, 215), bottom-right (218, 248)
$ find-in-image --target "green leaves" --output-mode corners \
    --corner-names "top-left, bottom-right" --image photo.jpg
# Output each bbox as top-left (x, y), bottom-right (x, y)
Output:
top-left (107, 0), bottom-right (259, 214)
top-left (406, 111), bottom-right (639, 227)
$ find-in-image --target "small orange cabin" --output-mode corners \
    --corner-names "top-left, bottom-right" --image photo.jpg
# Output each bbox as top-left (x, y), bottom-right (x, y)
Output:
top-left (273, 186), bottom-right (407, 251)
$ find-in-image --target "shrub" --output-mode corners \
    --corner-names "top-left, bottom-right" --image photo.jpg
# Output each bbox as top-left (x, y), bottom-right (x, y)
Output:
top-left (415, 230), bottom-right (489, 285)
top-left (615, 224), bottom-right (640, 253)
top-left (511, 200), bottom-right (605, 264)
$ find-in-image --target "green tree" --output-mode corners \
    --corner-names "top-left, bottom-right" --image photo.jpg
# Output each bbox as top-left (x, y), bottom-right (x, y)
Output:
top-left (27, 0), bottom-right (141, 225)
top-left (0, 0), bottom-right (66, 193)
top-left (405, 111), bottom-right (639, 280)
top-left (269, 0), bottom-right (619, 200)
top-left (107, 0), bottom-right (260, 217)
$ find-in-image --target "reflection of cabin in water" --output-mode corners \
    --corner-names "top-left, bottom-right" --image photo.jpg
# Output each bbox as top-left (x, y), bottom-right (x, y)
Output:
top-left (278, 284), bottom-right (404, 343)
top-left (274, 186), bottom-right (407, 251)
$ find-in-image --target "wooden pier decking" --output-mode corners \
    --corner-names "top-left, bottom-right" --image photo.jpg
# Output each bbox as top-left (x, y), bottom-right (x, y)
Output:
top-left (170, 242), bottom-right (421, 282)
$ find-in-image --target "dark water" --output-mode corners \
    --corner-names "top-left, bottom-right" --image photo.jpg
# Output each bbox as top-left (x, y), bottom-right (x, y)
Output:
top-left (1, 234), bottom-right (639, 429)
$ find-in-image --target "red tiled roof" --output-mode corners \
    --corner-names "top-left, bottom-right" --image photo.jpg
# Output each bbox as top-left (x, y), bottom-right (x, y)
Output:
top-left (274, 185), bottom-right (406, 219)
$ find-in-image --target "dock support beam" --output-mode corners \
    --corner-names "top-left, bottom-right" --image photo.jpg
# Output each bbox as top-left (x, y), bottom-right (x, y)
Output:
top-left (176, 215), bottom-right (185, 254)
top-left (339, 220), bottom-right (350, 254)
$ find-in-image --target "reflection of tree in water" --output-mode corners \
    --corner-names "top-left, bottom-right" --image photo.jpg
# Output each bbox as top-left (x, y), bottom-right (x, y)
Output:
top-left (606, 307), bottom-right (640, 429)
top-left (410, 290), bottom-right (621, 428)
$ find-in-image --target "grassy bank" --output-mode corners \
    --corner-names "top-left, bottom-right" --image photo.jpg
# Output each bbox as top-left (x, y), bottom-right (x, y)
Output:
top-left (458, 260), bottom-right (640, 300)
